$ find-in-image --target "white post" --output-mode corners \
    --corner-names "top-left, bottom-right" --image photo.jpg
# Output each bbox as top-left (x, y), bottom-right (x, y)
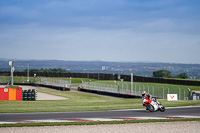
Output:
top-left (135, 84), bottom-right (136, 95)
top-left (139, 85), bottom-right (141, 95)
top-left (153, 86), bottom-right (154, 97)
top-left (131, 73), bottom-right (133, 94)
top-left (70, 77), bottom-right (71, 88)
top-left (27, 63), bottom-right (29, 83)
top-left (34, 74), bottom-right (36, 83)
top-left (9, 61), bottom-right (14, 86)
top-left (11, 67), bottom-right (14, 86)
top-left (163, 87), bottom-right (164, 99)
top-left (184, 89), bottom-right (185, 100)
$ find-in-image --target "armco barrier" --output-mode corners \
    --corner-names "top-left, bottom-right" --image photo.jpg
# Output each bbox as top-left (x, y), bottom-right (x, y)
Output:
top-left (15, 83), bottom-right (70, 91)
top-left (79, 88), bottom-right (141, 98)
top-left (36, 84), bottom-right (70, 91)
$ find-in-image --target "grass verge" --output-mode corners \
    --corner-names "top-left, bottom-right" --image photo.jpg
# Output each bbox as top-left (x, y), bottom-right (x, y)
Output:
top-left (0, 87), bottom-right (200, 113)
top-left (0, 118), bottom-right (200, 128)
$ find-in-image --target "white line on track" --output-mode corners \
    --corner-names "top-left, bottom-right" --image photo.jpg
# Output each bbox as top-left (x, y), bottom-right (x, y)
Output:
top-left (122, 117), bottom-right (168, 120)
top-left (169, 115), bottom-right (200, 118)
top-left (111, 106), bottom-right (200, 112)
top-left (79, 118), bottom-right (124, 121)
top-left (0, 121), bottom-right (17, 124)
top-left (27, 119), bottom-right (73, 123)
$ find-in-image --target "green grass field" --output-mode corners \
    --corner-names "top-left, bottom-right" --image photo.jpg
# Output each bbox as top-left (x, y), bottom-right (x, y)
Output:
top-left (1, 76), bottom-right (200, 127)
top-left (1, 76), bottom-right (200, 113)
top-left (0, 86), bottom-right (200, 113)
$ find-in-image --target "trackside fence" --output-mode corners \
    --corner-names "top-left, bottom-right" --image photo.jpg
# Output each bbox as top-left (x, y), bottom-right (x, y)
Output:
top-left (39, 78), bottom-right (70, 88)
top-left (0, 76), bottom-right (72, 89)
top-left (81, 82), bottom-right (190, 100)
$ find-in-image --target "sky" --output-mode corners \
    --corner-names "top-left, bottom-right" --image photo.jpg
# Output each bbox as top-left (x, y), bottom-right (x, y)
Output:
top-left (0, 0), bottom-right (200, 64)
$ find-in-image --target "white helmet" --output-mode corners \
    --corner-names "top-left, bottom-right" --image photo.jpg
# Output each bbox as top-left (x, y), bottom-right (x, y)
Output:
top-left (142, 91), bottom-right (146, 95)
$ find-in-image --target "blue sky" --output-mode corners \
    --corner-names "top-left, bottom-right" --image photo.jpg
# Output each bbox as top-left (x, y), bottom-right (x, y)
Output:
top-left (0, 0), bottom-right (200, 63)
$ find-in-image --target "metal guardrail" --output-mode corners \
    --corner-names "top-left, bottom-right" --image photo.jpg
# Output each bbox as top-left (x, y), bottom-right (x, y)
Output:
top-left (81, 82), bottom-right (190, 100)
top-left (40, 78), bottom-right (70, 88)
top-left (0, 77), bottom-right (72, 89)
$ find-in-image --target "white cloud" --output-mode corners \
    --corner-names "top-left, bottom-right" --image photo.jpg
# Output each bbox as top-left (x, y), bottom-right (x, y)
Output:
top-left (0, 23), bottom-right (199, 63)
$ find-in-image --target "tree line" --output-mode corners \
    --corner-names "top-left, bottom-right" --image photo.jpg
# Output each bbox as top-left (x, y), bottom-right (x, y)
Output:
top-left (24, 68), bottom-right (70, 73)
top-left (153, 70), bottom-right (188, 79)
top-left (23, 68), bottom-right (187, 79)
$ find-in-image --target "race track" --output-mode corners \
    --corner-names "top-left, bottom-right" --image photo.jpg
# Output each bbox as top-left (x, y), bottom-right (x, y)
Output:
top-left (0, 106), bottom-right (200, 122)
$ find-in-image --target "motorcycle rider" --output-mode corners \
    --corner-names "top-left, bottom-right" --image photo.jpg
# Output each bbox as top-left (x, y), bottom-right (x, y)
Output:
top-left (142, 91), bottom-right (147, 106)
top-left (142, 91), bottom-right (152, 110)
top-left (142, 91), bottom-right (165, 112)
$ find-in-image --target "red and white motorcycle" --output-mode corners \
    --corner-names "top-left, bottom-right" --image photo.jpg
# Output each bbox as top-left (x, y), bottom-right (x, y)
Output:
top-left (144, 97), bottom-right (165, 112)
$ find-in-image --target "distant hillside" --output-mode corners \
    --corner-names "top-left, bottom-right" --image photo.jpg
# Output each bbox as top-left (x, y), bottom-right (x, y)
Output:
top-left (0, 59), bottom-right (200, 79)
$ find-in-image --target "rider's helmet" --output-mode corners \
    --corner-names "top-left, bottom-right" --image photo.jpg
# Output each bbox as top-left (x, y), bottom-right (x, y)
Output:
top-left (142, 91), bottom-right (146, 96)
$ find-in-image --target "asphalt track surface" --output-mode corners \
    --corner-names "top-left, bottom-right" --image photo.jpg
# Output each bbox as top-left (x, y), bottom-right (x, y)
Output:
top-left (0, 106), bottom-right (200, 121)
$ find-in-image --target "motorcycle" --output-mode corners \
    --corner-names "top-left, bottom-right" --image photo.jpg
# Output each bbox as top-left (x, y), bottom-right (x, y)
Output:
top-left (145, 97), bottom-right (165, 112)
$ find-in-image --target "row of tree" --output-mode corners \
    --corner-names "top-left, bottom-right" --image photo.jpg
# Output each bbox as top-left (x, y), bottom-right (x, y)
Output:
top-left (24, 68), bottom-right (70, 73)
top-left (23, 68), bottom-right (188, 79)
top-left (153, 70), bottom-right (188, 79)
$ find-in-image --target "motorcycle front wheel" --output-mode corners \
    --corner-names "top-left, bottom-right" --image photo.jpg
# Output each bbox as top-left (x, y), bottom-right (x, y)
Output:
top-left (160, 106), bottom-right (165, 112)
